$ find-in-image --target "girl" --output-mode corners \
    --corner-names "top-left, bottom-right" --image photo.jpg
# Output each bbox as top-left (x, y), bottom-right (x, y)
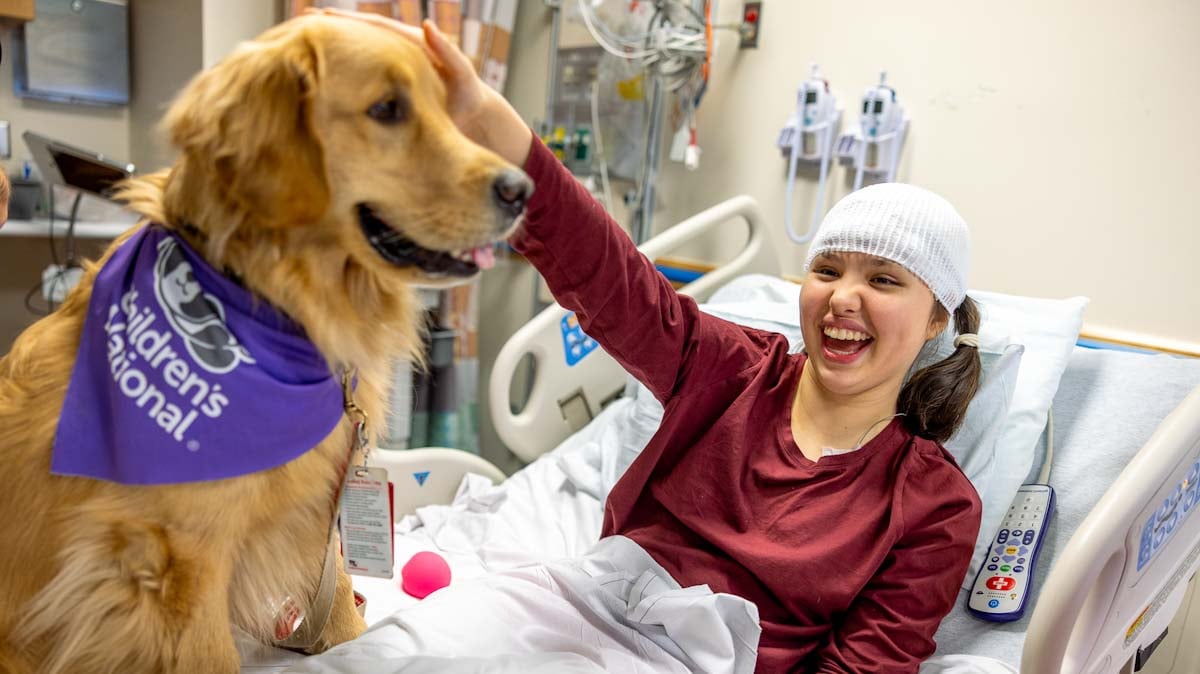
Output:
top-left (324, 12), bottom-right (983, 673)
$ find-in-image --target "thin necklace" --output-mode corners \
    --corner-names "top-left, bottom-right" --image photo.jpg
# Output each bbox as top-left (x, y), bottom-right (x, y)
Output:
top-left (853, 412), bottom-right (906, 449)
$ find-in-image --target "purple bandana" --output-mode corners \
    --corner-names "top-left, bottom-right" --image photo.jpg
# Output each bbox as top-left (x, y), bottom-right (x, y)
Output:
top-left (52, 226), bottom-right (344, 485)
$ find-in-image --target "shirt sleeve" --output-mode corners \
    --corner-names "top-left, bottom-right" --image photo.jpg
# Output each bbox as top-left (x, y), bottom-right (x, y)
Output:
top-left (509, 130), bottom-right (774, 402)
top-left (813, 453), bottom-right (982, 674)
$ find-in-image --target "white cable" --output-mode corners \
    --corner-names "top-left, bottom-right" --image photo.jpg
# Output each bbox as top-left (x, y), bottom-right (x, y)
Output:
top-left (577, 0), bottom-right (658, 59)
top-left (1036, 406), bottom-right (1054, 485)
top-left (853, 96), bottom-right (870, 191)
top-left (589, 80), bottom-right (614, 213)
top-left (783, 115), bottom-right (834, 245)
top-left (576, 0), bottom-right (706, 92)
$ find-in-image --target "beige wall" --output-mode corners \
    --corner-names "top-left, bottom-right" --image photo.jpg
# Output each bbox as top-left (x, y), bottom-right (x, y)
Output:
top-left (201, 0), bottom-right (281, 69)
top-left (501, 0), bottom-right (1200, 350)
top-left (129, 0), bottom-right (203, 172)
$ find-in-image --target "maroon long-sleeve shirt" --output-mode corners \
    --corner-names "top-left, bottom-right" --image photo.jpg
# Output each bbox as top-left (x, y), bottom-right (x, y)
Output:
top-left (509, 134), bottom-right (981, 673)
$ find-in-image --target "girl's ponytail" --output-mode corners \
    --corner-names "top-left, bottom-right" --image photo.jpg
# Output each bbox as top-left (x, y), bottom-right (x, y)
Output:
top-left (898, 296), bottom-right (982, 442)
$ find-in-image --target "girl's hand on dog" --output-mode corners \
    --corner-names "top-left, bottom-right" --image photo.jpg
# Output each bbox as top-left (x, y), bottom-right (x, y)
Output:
top-left (317, 9), bottom-right (532, 167)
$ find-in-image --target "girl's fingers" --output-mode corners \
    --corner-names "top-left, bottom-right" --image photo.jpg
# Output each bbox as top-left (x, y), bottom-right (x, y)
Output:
top-left (319, 8), bottom-right (440, 65)
top-left (421, 19), bottom-right (475, 79)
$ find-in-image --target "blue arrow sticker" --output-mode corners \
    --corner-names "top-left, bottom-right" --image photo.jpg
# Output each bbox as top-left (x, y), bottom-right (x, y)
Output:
top-left (413, 471), bottom-right (430, 486)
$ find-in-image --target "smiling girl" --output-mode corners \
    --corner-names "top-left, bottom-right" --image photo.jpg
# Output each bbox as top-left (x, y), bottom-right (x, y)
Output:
top-left (332, 12), bottom-right (984, 673)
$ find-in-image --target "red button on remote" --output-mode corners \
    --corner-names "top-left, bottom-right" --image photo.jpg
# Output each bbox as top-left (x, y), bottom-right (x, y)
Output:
top-left (986, 576), bottom-right (1017, 592)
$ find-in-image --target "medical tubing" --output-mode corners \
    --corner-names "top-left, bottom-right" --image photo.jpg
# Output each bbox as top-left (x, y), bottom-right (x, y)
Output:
top-left (590, 80), bottom-right (615, 213)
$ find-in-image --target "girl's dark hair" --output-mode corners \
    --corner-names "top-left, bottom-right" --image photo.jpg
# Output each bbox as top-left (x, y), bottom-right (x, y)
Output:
top-left (898, 296), bottom-right (982, 443)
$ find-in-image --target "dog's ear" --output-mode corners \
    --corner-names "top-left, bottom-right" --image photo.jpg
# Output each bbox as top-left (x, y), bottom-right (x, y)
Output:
top-left (165, 27), bottom-right (328, 225)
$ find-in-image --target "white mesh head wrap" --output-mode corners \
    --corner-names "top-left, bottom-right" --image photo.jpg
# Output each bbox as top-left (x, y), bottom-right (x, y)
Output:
top-left (803, 183), bottom-right (970, 312)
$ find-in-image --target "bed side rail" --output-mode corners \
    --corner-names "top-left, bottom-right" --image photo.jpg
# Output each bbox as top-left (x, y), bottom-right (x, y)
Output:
top-left (489, 195), bottom-right (778, 464)
top-left (1023, 383), bottom-right (1200, 673)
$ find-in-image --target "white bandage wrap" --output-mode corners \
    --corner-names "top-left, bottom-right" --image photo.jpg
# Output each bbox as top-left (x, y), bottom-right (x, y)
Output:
top-left (804, 183), bottom-right (971, 312)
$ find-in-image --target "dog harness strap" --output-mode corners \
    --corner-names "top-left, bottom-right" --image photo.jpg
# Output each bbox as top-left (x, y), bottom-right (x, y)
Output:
top-left (274, 369), bottom-right (370, 651)
top-left (274, 529), bottom-right (340, 651)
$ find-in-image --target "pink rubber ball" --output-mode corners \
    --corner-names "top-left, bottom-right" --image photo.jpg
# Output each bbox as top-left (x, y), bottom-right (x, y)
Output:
top-left (400, 551), bottom-right (451, 599)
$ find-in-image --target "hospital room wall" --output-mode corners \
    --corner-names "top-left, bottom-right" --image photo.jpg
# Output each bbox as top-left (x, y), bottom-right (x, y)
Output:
top-left (498, 0), bottom-right (1200, 351)
top-left (0, 19), bottom-right (133, 350)
top-left (0, 1), bottom-right (277, 350)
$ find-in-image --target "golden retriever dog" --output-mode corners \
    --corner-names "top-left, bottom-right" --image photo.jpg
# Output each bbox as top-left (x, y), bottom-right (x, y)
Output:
top-left (0, 14), bottom-right (529, 674)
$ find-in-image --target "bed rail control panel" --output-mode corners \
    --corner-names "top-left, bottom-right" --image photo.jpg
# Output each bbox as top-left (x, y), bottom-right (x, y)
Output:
top-left (1138, 457), bottom-right (1200, 572)
top-left (561, 313), bottom-right (599, 366)
top-left (968, 483), bottom-right (1056, 622)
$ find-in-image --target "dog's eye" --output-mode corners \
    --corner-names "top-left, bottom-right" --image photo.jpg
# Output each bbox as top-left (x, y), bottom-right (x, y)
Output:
top-left (367, 97), bottom-right (409, 124)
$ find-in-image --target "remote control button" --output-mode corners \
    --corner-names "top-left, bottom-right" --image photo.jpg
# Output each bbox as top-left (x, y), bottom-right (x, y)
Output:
top-left (986, 576), bottom-right (1017, 592)
top-left (987, 564), bottom-right (998, 571)
top-left (1001, 565), bottom-right (1011, 572)
top-left (991, 556), bottom-right (1000, 563)
top-left (1005, 546), bottom-right (1018, 555)
top-left (994, 545), bottom-right (1005, 555)
top-left (1011, 529), bottom-right (1022, 537)
top-left (1018, 557), bottom-right (1027, 564)
top-left (997, 531), bottom-right (1009, 543)
top-left (988, 599), bottom-right (1000, 608)
top-left (1014, 565), bottom-right (1025, 573)
top-left (1023, 532), bottom-right (1035, 545)
top-left (1003, 555), bottom-right (1016, 562)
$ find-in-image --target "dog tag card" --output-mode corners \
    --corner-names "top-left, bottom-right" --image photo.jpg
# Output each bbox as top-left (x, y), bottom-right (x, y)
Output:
top-left (338, 466), bottom-right (394, 578)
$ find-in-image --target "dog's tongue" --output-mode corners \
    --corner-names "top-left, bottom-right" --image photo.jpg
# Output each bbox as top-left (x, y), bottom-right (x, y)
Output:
top-left (472, 246), bottom-right (496, 270)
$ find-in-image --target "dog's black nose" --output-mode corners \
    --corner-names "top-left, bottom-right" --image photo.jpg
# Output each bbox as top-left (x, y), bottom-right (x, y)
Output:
top-left (492, 170), bottom-right (533, 218)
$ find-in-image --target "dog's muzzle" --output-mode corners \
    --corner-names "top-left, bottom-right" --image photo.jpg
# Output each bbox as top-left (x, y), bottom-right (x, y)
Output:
top-left (357, 204), bottom-right (492, 278)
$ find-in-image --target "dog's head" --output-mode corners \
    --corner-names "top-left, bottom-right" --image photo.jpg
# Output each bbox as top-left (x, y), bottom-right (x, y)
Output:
top-left (137, 15), bottom-right (531, 366)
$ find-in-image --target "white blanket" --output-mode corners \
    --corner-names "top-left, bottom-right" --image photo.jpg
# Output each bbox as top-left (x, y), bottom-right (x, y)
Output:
top-left (274, 537), bottom-right (760, 674)
top-left (240, 393), bottom-right (1015, 673)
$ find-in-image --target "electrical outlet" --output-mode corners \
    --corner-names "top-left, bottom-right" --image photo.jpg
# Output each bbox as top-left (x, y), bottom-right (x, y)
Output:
top-left (43, 265), bottom-right (84, 304)
top-left (739, 2), bottom-right (763, 49)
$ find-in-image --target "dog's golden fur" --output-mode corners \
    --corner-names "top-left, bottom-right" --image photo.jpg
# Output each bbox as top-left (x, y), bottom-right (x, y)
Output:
top-left (0, 15), bottom-right (523, 673)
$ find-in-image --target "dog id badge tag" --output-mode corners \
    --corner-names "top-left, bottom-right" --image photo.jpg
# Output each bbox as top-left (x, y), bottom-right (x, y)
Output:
top-left (338, 466), bottom-right (394, 579)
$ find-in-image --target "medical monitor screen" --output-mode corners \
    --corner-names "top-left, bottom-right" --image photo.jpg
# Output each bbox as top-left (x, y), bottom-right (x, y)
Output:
top-left (50, 148), bottom-right (130, 197)
top-left (862, 100), bottom-right (885, 114)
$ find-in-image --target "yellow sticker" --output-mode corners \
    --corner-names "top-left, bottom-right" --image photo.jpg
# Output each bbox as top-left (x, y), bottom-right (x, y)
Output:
top-left (1126, 605), bottom-right (1149, 640)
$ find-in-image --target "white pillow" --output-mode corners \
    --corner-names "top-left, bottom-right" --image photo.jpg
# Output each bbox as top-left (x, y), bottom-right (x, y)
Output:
top-left (959, 289), bottom-right (1088, 584)
top-left (704, 275), bottom-right (1088, 586)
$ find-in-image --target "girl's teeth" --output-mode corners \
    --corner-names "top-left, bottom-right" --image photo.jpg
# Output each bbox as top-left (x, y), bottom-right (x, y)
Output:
top-left (823, 326), bottom-right (870, 341)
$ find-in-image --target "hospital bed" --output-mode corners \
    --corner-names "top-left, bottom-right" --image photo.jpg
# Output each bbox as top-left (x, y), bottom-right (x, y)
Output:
top-left (242, 197), bottom-right (1200, 674)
